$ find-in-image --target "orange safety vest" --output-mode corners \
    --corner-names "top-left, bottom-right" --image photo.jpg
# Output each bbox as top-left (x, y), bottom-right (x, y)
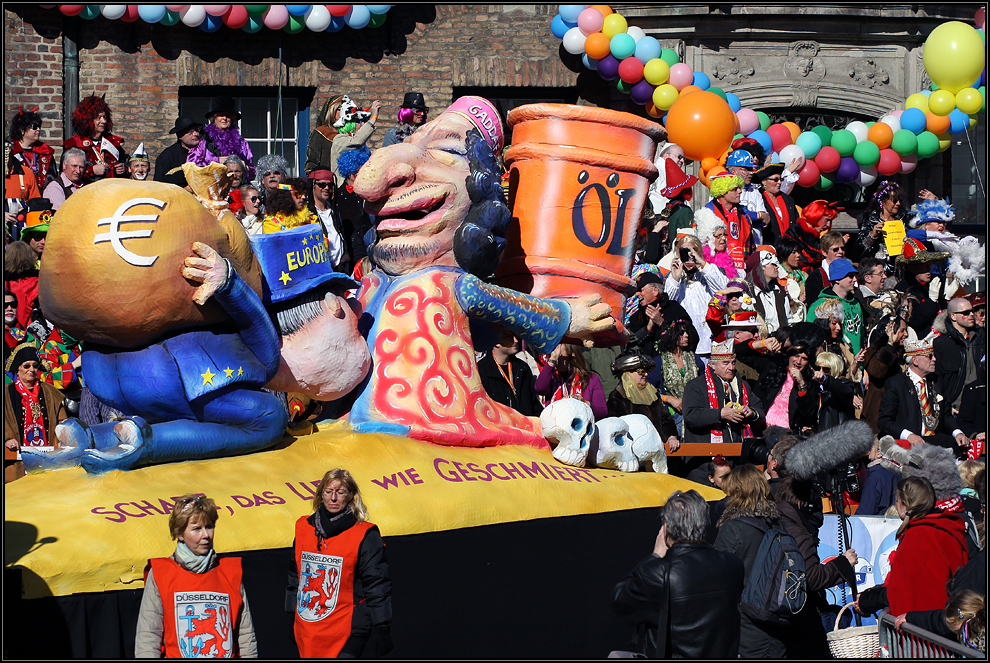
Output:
top-left (149, 556), bottom-right (244, 659)
top-left (293, 515), bottom-right (373, 658)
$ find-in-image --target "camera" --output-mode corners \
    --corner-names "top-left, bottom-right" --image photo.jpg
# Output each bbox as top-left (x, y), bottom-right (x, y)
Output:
top-left (740, 436), bottom-right (772, 466)
top-left (679, 247), bottom-right (691, 262)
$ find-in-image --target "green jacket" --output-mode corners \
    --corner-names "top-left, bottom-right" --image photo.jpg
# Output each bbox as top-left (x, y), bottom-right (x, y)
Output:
top-left (806, 287), bottom-right (865, 354)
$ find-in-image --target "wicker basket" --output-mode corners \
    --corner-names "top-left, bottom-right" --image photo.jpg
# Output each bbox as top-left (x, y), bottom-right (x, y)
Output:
top-left (827, 602), bottom-right (880, 659)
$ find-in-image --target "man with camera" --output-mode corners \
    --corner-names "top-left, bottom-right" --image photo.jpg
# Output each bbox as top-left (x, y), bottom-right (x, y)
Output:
top-left (612, 490), bottom-right (745, 658)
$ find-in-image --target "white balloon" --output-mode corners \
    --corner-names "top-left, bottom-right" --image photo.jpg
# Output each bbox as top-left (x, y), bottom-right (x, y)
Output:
top-left (100, 5), bottom-right (127, 20)
top-left (879, 114), bottom-right (901, 133)
top-left (562, 26), bottom-right (587, 55)
top-left (179, 4), bottom-right (205, 27)
top-left (846, 120), bottom-right (869, 143)
top-left (779, 144), bottom-right (806, 172)
top-left (857, 166), bottom-right (878, 187)
top-left (627, 26), bottom-right (646, 43)
top-left (305, 4), bottom-right (331, 31)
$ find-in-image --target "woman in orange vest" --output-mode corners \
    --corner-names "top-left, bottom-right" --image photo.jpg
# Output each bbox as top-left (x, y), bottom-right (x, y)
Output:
top-left (287, 468), bottom-right (392, 658)
top-left (135, 494), bottom-right (258, 658)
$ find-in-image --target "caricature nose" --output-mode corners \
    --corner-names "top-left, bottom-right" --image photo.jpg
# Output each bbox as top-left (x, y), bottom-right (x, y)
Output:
top-left (353, 144), bottom-right (418, 202)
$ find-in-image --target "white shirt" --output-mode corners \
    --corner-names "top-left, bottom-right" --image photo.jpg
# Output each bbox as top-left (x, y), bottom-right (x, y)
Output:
top-left (315, 206), bottom-right (346, 269)
top-left (664, 262), bottom-right (728, 355)
top-left (756, 287), bottom-right (783, 333)
top-left (901, 368), bottom-right (962, 440)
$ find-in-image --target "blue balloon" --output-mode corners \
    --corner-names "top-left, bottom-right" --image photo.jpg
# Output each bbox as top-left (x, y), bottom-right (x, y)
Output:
top-left (551, 14), bottom-right (569, 39)
top-left (137, 5), bottom-right (167, 23)
top-left (325, 14), bottom-right (345, 32)
top-left (921, 89), bottom-right (932, 97)
top-left (558, 5), bottom-right (586, 23)
top-left (900, 107), bottom-right (927, 135)
top-left (725, 93), bottom-right (741, 113)
top-left (662, 111), bottom-right (668, 126)
top-left (692, 72), bottom-right (711, 90)
top-left (748, 130), bottom-right (773, 156)
top-left (948, 108), bottom-right (969, 134)
top-left (286, 6), bottom-right (309, 16)
top-left (581, 54), bottom-right (599, 71)
top-left (346, 5), bottom-right (371, 29)
top-left (634, 36), bottom-right (661, 64)
top-left (200, 14), bottom-right (222, 32)
top-left (367, 5), bottom-right (391, 14)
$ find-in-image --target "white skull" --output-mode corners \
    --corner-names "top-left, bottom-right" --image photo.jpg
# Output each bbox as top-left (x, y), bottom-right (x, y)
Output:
top-left (621, 414), bottom-right (668, 474)
top-left (540, 398), bottom-right (595, 467)
top-left (594, 417), bottom-right (639, 472)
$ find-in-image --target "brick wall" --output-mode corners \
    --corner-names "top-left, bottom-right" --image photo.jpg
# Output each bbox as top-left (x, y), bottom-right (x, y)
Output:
top-left (4, 5), bottom-right (576, 171)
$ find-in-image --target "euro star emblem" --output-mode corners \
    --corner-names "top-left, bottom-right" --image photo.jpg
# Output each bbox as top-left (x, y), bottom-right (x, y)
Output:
top-left (93, 197), bottom-right (165, 267)
top-left (279, 271), bottom-right (291, 285)
top-left (223, 367), bottom-right (235, 378)
top-left (201, 368), bottom-right (216, 385)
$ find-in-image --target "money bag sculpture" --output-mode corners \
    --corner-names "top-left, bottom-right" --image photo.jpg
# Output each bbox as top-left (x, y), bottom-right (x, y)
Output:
top-left (349, 97), bottom-right (616, 447)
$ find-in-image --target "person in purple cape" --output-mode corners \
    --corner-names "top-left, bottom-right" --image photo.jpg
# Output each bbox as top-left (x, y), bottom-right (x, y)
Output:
top-left (187, 97), bottom-right (255, 180)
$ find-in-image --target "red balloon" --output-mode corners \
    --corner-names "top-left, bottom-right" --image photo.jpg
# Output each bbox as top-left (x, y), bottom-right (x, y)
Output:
top-left (327, 5), bottom-right (351, 17)
top-left (59, 5), bottom-right (85, 16)
top-left (617, 57), bottom-right (645, 84)
top-left (814, 146), bottom-right (841, 173)
top-left (767, 124), bottom-right (792, 153)
top-left (120, 5), bottom-right (140, 22)
top-left (796, 160), bottom-right (820, 187)
top-left (223, 4), bottom-right (248, 28)
top-left (877, 149), bottom-right (901, 177)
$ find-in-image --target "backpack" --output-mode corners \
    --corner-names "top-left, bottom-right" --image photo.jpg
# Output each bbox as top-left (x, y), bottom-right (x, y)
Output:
top-left (739, 518), bottom-right (807, 626)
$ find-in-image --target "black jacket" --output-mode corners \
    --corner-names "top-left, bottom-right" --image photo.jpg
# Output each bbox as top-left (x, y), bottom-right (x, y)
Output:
top-left (933, 323), bottom-right (985, 409)
top-left (896, 278), bottom-right (943, 336)
top-left (905, 547), bottom-right (986, 640)
top-left (612, 542), bottom-right (744, 659)
top-left (877, 371), bottom-right (959, 451)
top-left (761, 189), bottom-right (798, 247)
top-left (153, 141), bottom-right (191, 188)
top-left (625, 294), bottom-right (690, 356)
top-left (476, 352), bottom-right (541, 417)
top-left (682, 372), bottom-right (765, 445)
top-left (754, 363), bottom-right (819, 433)
top-left (956, 376), bottom-right (986, 438)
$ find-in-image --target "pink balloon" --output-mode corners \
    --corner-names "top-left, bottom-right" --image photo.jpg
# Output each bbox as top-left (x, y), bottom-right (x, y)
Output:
top-left (59, 5), bottom-right (85, 15)
top-left (263, 4), bottom-right (289, 29)
top-left (165, 5), bottom-right (187, 11)
top-left (204, 5), bottom-right (229, 16)
top-left (121, 5), bottom-right (140, 22)
top-left (899, 154), bottom-right (918, 174)
top-left (668, 63), bottom-right (694, 91)
top-left (577, 7), bottom-right (604, 35)
top-left (891, 109), bottom-right (903, 118)
top-left (976, 7), bottom-right (985, 30)
top-left (736, 108), bottom-right (759, 135)
top-left (223, 4), bottom-right (248, 28)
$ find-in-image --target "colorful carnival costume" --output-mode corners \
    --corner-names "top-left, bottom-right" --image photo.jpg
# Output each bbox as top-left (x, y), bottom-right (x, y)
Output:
top-left (186, 97), bottom-right (255, 180)
top-left (63, 95), bottom-right (128, 183)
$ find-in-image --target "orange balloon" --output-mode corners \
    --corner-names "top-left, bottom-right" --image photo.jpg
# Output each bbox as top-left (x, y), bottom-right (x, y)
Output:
top-left (584, 32), bottom-right (611, 60)
top-left (701, 157), bottom-right (719, 172)
top-left (589, 5), bottom-right (613, 17)
top-left (708, 165), bottom-right (728, 178)
top-left (867, 122), bottom-right (894, 149)
top-left (679, 85), bottom-right (702, 96)
top-left (698, 169), bottom-right (711, 188)
top-left (925, 111), bottom-right (951, 135)
top-left (719, 148), bottom-right (730, 165)
top-left (782, 121), bottom-right (801, 144)
top-left (645, 102), bottom-right (662, 119)
top-left (665, 91), bottom-right (736, 162)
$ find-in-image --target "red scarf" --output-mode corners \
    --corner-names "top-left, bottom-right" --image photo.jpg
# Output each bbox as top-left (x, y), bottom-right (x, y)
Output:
top-left (704, 367), bottom-right (752, 443)
top-left (14, 378), bottom-right (47, 447)
top-left (711, 200), bottom-right (751, 270)
top-left (968, 437), bottom-right (984, 460)
top-left (935, 496), bottom-right (963, 513)
top-left (552, 372), bottom-right (585, 404)
top-left (763, 191), bottom-right (791, 235)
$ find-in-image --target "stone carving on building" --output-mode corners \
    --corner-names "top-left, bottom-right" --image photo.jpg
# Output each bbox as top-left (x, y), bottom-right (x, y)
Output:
top-left (784, 41), bottom-right (826, 106)
top-left (849, 59), bottom-right (890, 89)
top-left (916, 51), bottom-right (932, 91)
top-left (712, 56), bottom-right (755, 86)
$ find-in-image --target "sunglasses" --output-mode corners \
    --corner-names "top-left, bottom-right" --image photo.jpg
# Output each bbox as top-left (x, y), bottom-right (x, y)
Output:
top-left (248, 195), bottom-right (260, 203)
top-left (314, 181), bottom-right (332, 189)
top-left (954, 309), bottom-right (975, 315)
top-left (4, 301), bottom-right (16, 309)
top-left (263, 171), bottom-right (280, 177)
top-left (764, 176), bottom-right (781, 182)
top-left (635, 368), bottom-right (650, 376)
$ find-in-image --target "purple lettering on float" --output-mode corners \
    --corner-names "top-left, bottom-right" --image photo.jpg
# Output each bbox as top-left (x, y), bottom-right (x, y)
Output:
top-left (466, 462), bottom-right (493, 481)
top-left (500, 462), bottom-right (525, 480)
top-left (517, 461), bottom-right (550, 479)
top-left (132, 500), bottom-right (166, 516)
top-left (231, 495), bottom-right (254, 508)
top-left (114, 502), bottom-right (147, 518)
top-left (434, 457), bottom-right (464, 482)
top-left (563, 467), bottom-right (590, 482)
top-left (371, 474), bottom-right (402, 490)
top-left (262, 490), bottom-right (286, 504)
top-left (285, 481), bottom-right (317, 501)
top-left (486, 463), bottom-right (510, 480)
top-left (552, 466), bottom-right (573, 481)
top-left (578, 468), bottom-right (601, 482)
top-left (406, 468), bottom-right (424, 485)
top-left (542, 463), bottom-right (560, 480)
top-left (92, 506), bottom-right (127, 523)
top-left (452, 460), bottom-right (477, 482)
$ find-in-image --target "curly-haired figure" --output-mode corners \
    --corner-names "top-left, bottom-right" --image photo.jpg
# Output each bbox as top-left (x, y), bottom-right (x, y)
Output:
top-left (63, 94), bottom-right (128, 182)
top-left (8, 106), bottom-right (55, 186)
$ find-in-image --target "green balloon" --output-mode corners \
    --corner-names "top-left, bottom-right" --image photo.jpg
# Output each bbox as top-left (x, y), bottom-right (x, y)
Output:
top-left (916, 131), bottom-right (940, 159)
top-left (159, 9), bottom-right (181, 26)
top-left (284, 14), bottom-right (306, 33)
top-left (811, 125), bottom-right (833, 148)
top-left (756, 111), bottom-right (771, 132)
top-left (245, 5), bottom-right (269, 15)
top-left (865, 121), bottom-right (875, 127)
top-left (981, 86), bottom-right (986, 112)
top-left (243, 15), bottom-right (263, 33)
top-left (733, 133), bottom-right (744, 141)
top-left (831, 129), bottom-right (857, 157)
top-left (79, 5), bottom-right (101, 19)
top-left (708, 87), bottom-right (727, 101)
top-left (815, 173), bottom-right (835, 191)
top-left (890, 129), bottom-right (919, 157)
top-left (931, 82), bottom-right (939, 91)
top-left (369, 12), bottom-right (387, 28)
top-left (853, 140), bottom-right (880, 166)
top-left (616, 79), bottom-right (633, 94)
top-left (659, 48), bottom-right (680, 67)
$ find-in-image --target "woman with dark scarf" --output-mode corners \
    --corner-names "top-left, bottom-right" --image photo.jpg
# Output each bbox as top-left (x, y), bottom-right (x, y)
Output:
top-left (535, 343), bottom-right (608, 419)
top-left (850, 180), bottom-right (906, 264)
top-left (653, 317), bottom-right (703, 437)
top-left (4, 343), bottom-right (66, 482)
top-left (186, 97), bottom-right (255, 180)
top-left (607, 353), bottom-right (680, 453)
top-left (135, 494), bottom-right (258, 658)
top-left (287, 468), bottom-right (392, 658)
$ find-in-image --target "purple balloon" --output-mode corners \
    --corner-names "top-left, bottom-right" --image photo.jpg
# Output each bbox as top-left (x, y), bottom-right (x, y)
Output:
top-left (598, 54), bottom-right (620, 81)
top-left (630, 79), bottom-right (655, 106)
top-left (836, 156), bottom-right (860, 184)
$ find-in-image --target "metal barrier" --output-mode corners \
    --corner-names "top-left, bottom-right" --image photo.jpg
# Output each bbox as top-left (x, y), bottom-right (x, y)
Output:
top-left (878, 611), bottom-right (984, 658)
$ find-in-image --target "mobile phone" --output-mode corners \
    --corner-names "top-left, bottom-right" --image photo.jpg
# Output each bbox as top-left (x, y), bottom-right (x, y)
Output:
top-left (679, 247), bottom-right (691, 262)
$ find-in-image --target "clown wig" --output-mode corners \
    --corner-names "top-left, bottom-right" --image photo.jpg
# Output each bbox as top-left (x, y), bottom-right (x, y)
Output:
top-left (337, 146), bottom-right (371, 180)
top-left (71, 95), bottom-right (113, 138)
top-left (798, 199), bottom-right (839, 233)
top-left (709, 173), bottom-right (743, 199)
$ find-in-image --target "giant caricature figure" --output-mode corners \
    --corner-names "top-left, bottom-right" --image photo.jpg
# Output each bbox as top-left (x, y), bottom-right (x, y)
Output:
top-left (350, 97), bottom-right (615, 447)
top-left (26, 174), bottom-right (370, 474)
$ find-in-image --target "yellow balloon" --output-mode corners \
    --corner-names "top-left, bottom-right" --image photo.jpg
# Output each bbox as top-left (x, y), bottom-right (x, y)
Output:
top-left (955, 87), bottom-right (984, 114)
top-left (970, 114), bottom-right (979, 129)
top-left (923, 21), bottom-right (986, 94)
top-left (936, 131), bottom-right (952, 152)
top-left (905, 93), bottom-right (930, 113)
top-left (652, 84), bottom-right (679, 111)
top-left (601, 13), bottom-right (628, 38)
top-left (643, 58), bottom-right (670, 85)
top-left (928, 89), bottom-right (956, 116)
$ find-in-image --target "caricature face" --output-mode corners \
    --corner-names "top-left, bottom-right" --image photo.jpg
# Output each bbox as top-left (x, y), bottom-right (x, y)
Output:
top-left (354, 112), bottom-right (476, 276)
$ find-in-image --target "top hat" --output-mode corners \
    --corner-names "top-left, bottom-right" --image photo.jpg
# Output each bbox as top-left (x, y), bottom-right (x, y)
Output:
top-left (168, 115), bottom-right (203, 136)
top-left (660, 159), bottom-right (698, 199)
top-left (248, 225), bottom-right (357, 305)
top-left (401, 92), bottom-right (428, 111)
top-left (206, 97), bottom-right (241, 122)
top-left (20, 198), bottom-right (54, 240)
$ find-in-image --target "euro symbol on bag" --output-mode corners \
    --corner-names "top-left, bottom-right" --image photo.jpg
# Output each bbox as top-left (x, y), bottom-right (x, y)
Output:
top-left (93, 197), bottom-right (165, 267)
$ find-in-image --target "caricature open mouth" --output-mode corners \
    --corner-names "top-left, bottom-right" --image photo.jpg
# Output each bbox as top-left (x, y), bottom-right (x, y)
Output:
top-left (375, 192), bottom-right (449, 235)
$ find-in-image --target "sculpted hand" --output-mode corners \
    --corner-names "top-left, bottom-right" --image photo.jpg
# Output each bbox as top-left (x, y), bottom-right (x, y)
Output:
top-left (182, 242), bottom-right (229, 305)
top-left (566, 294), bottom-right (615, 344)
